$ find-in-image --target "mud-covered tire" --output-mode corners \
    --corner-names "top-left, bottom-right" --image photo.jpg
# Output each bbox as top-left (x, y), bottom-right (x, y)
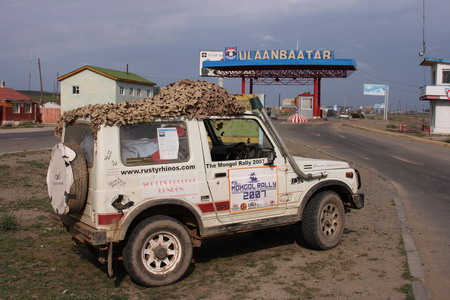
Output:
top-left (123, 215), bottom-right (193, 287)
top-left (302, 191), bottom-right (345, 250)
top-left (64, 143), bottom-right (88, 214)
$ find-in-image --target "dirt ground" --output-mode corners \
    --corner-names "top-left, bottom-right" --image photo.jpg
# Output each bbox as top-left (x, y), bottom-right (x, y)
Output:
top-left (0, 141), bottom-right (412, 299)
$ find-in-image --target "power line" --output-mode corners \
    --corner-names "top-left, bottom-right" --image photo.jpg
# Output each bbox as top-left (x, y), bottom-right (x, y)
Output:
top-left (354, 73), bottom-right (419, 94)
top-left (356, 70), bottom-right (419, 88)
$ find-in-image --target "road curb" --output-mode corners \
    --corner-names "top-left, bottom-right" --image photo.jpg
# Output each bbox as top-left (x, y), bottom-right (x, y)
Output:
top-left (387, 183), bottom-right (430, 300)
top-left (343, 123), bottom-right (450, 148)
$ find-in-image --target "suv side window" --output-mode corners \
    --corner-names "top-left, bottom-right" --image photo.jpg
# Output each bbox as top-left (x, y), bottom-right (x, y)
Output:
top-left (204, 118), bottom-right (274, 161)
top-left (64, 124), bottom-right (94, 167)
top-left (120, 122), bottom-right (189, 165)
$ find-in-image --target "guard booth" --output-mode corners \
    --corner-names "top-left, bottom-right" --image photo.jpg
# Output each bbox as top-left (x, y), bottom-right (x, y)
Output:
top-left (420, 58), bottom-right (450, 134)
top-left (295, 93), bottom-right (313, 119)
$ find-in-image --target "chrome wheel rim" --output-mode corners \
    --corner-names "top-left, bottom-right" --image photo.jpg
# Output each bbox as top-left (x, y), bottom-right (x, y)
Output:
top-left (320, 203), bottom-right (341, 238)
top-left (142, 232), bottom-right (181, 274)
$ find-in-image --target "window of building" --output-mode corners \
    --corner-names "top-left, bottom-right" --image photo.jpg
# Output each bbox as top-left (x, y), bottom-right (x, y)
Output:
top-left (72, 86), bottom-right (80, 94)
top-left (147, 89), bottom-right (153, 98)
top-left (443, 71), bottom-right (450, 84)
top-left (120, 122), bottom-right (189, 165)
top-left (129, 88), bottom-right (134, 96)
top-left (13, 103), bottom-right (20, 114)
top-left (24, 103), bottom-right (32, 114)
top-left (119, 86), bottom-right (125, 95)
top-left (301, 98), bottom-right (313, 109)
top-left (137, 89), bottom-right (141, 97)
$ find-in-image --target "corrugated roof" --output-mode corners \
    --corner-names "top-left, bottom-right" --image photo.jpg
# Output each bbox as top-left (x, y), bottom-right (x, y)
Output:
top-left (203, 58), bottom-right (357, 70)
top-left (420, 57), bottom-right (450, 66)
top-left (0, 88), bottom-right (34, 101)
top-left (58, 65), bottom-right (156, 86)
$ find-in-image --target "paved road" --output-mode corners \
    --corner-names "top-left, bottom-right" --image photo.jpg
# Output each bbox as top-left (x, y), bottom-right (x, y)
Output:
top-left (274, 120), bottom-right (450, 299)
top-left (0, 128), bottom-right (58, 153)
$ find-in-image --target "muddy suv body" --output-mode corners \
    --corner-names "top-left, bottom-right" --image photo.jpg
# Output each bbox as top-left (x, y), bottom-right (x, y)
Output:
top-left (47, 84), bottom-right (363, 287)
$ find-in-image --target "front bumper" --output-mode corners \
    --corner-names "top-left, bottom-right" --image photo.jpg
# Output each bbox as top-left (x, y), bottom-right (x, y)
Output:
top-left (348, 193), bottom-right (364, 209)
top-left (53, 214), bottom-right (108, 246)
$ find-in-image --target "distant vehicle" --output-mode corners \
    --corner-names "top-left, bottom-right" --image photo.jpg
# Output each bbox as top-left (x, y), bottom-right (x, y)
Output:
top-left (351, 110), bottom-right (365, 119)
top-left (338, 107), bottom-right (351, 119)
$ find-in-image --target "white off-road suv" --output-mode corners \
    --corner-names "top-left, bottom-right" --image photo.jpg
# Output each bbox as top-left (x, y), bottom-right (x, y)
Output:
top-left (47, 94), bottom-right (363, 287)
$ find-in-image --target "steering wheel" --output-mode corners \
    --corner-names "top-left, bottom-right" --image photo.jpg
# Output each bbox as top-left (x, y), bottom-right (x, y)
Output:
top-left (226, 142), bottom-right (248, 160)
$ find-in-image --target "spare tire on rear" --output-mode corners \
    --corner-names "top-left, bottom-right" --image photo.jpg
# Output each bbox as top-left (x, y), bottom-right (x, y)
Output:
top-left (47, 142), bottom-right (88, 215)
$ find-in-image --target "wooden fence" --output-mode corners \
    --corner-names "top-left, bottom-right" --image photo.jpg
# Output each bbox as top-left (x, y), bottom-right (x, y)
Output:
top-left (388, 115), bottom-right (430, 134)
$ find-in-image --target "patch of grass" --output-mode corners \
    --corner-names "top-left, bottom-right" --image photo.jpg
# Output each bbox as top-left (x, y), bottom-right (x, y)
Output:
top-left (298, 260), bottom-right (327, 274)
top-left (397, 284), bottom-right (415, 300)
top-left (245, 257), bottom-right (257, 268)
top-left (0, 164), bottom-right (10, 170)
top-left (13, 197), bottom-right (50, 212)
top-left (284, 281), bottom-right (320, 299)
top-left (0, 212), bottom-right (19, 231)
top-left (257, 261), bottom-right (277, 276)
top-left (18, 160), bottom-right (47, 169)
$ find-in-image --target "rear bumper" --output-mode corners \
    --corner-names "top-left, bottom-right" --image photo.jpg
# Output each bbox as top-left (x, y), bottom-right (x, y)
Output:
top-left (53, 214), bottom-right (108, 246)
top-left (348, 193), bottom-right (364, 209)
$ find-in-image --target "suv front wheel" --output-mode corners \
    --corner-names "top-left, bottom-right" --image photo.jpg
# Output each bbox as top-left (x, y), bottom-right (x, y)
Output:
top-left (123, 215), bottom-right (193, 286)
top-left (302, 191), bottom-right (345, 250)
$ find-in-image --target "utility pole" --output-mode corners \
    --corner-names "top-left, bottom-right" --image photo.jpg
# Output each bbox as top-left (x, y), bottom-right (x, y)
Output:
top-left (28, 58), bottom-right (32, 91)
top-left (56, 72), bottom-right (60, 102)
top-left (38, 58), bottom-right (43, 105)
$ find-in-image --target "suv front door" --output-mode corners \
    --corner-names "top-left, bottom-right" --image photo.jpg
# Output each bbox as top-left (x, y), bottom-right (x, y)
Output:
top-left (200, 116), bottom-right (287, 223)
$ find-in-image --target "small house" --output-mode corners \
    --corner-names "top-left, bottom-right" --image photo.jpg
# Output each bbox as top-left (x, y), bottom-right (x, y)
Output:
top-left (58, 66), bottom-right (157, 112)
top-left (0, 82), bottom-right (39, 125)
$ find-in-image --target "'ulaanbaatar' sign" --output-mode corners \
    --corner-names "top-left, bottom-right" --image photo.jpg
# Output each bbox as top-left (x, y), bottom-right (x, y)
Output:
top-left (225, 47), bottom-right (334, 61)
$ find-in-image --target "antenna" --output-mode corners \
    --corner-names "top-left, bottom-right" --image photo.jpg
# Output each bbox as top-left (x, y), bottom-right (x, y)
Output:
top-left (419, 0), bottom-right (426, 57)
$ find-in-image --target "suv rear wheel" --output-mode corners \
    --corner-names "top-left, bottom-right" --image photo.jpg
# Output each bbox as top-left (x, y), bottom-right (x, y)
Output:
top-left (123, 215), bottom-right (193, 286)
top-left (302, 191), bottom-right (345, 250)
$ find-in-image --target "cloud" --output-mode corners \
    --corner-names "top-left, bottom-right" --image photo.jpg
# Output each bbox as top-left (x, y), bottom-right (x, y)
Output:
top-left (251, 34), bottom-right (280, 42)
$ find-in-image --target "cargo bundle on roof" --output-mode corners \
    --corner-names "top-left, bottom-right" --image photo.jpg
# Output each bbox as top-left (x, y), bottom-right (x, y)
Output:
top-left (56, 80), bottom-right (245, 138)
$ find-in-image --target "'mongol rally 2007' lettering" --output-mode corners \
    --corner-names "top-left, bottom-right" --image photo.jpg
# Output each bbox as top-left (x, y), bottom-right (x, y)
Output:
top-left (120, 165), bottom-right (196, 175)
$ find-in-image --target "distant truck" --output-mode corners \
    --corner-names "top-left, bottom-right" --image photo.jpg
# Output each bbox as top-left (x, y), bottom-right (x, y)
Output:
top-left (338, 107), bottom-right (351, 119)
top-left (47, 81), bottom-right (364, 287)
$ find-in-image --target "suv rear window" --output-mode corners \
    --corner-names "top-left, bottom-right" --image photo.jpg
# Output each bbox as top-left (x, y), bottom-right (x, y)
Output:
top-left (64, 124), bottom-right (94, 167)
top-left (120, 122), bottom-right (189, 165)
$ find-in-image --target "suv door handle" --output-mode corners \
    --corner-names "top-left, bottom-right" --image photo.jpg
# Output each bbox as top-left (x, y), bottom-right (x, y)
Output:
top-left (215, 172), bottom-right (227, 178)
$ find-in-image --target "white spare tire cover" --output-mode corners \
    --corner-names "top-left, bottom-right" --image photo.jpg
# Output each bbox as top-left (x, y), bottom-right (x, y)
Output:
top-left (47, 143), bottom-right (88, 215)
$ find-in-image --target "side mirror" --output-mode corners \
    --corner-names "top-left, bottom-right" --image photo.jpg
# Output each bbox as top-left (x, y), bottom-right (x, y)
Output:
top-left (264, 150), bottom-right (277, 166)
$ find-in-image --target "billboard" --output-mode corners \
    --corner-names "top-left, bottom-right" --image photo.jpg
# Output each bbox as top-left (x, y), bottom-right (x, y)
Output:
top-left (363, 84), bottom-right (387, 96)
top-left (199, 51), bottom-right (223, 76)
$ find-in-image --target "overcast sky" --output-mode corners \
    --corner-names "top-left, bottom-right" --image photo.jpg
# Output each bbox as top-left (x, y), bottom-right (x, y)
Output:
top-left (1, 0), bottom-right (449, 110)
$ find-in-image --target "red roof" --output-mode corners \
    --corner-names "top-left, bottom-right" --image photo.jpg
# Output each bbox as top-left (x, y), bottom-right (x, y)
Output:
top-left (0, 88), bottom-right (33, 101)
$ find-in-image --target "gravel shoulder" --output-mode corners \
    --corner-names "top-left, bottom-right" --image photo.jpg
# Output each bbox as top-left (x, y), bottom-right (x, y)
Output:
top-left (0, 141), bottom-right (412, 299)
